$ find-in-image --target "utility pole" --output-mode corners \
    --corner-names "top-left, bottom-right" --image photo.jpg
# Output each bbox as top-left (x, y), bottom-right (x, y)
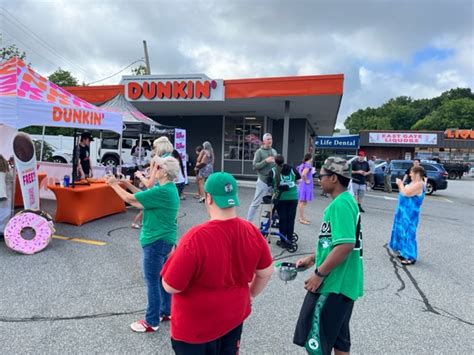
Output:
top-left (143, 40), bottom-right (151, 75)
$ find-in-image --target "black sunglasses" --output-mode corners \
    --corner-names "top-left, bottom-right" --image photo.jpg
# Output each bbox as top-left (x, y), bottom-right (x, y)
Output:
top-left (317, 172), bottom-right (334, 179)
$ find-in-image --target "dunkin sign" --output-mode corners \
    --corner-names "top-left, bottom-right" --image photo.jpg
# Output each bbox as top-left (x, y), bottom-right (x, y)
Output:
top-left (123, 76), bottom-right (225, 102)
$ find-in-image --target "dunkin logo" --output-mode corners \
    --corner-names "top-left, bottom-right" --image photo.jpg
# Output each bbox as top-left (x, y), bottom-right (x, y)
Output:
top-left (127, 80), bottom-right (218, 100)
top-left (52, 107), bottom-right (104, 126)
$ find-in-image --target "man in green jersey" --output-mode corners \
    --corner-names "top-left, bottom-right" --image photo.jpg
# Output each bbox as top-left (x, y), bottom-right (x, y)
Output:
top-left (293, 157), bottom-right (363, 355)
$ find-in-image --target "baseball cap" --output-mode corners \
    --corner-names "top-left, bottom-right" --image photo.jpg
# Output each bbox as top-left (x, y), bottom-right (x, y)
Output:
top-left (358, 150), bottom-right (366, 157)
top-left (322, 157), bottom-right (352, 179)
top-left (204, 172), bottom-right (240, 208)
top-left (80, 132), bottom-right (94, 141)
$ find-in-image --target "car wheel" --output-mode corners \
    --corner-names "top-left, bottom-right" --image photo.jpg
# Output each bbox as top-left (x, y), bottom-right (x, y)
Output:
top-left (52, 156), bottom-right (67, 164)
top-left (448, 171), bottom-right (457, 180)
top-left (426, 181), bottom-right (434, 195)
top-left (103, 156), bottom-right (119, 167)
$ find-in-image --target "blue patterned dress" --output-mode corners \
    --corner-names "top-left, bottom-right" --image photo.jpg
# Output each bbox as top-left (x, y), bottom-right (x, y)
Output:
top-left (389, 186), bottom-right (426, 261)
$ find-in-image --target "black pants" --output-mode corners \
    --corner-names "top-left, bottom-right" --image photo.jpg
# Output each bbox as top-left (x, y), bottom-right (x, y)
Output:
top-left (276, 199), bottom-right (298, 240)
top-left (171, 323), bottom-right (243, 355)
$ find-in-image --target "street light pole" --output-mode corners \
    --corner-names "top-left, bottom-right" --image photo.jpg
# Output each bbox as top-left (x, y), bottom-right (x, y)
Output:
top-left (143, 40), bottom-right (151, 75)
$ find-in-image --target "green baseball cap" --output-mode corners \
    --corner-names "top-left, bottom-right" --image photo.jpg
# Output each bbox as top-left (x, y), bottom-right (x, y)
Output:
top-left (204, 172), bottom-right (240, 208)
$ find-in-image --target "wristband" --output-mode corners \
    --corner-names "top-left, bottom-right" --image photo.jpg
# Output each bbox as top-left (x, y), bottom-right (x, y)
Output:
top-left (314, 268), bottom-right (328, 278)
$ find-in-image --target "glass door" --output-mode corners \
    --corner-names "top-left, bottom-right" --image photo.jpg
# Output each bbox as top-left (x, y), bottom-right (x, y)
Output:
top-left (223, 116), bottom-right (264, 176)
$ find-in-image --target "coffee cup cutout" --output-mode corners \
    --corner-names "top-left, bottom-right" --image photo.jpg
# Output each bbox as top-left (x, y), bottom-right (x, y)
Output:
top-left (13, 133), bottom-right (34, 163)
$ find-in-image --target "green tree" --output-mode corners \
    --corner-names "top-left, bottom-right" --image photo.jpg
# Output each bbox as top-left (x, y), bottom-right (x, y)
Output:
top-left (0, 40), bottom-right (28, 63)
top-left (344, 88), bottom-right (473, 132)
top-left (412, 98), bottom-right (474, 130)
top-left (48, 68), bottom-right (78, 87)
top-left (131, 64), bottom-right (148, 75)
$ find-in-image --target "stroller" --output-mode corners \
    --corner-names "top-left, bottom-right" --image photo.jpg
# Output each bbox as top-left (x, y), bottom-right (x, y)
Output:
top-left (259, 195), bottom-right (298, 253)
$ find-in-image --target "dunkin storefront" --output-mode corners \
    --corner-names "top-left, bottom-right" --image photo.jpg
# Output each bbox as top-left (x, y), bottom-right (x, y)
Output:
top-left (67, 73), bottom-right (344, 177)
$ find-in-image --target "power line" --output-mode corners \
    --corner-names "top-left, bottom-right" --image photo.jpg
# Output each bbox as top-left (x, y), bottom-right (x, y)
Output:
top-left (86, 59), bottom-right (145, 85)
top-left (1, 28), bottom-right (64, 69)
top-left (0, 7), bottom-right (88, 74)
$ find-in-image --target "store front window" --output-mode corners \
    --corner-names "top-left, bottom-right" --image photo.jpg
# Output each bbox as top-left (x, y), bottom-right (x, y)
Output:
top-left (223, 116), bottom-right (264, 175)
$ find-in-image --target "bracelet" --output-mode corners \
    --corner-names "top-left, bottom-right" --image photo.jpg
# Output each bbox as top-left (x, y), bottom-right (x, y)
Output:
top-left (314, 268), bottom-right (328, 278)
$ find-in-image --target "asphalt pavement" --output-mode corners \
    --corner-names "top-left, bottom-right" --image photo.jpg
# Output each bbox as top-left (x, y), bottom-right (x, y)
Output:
top-left (0, 179), bottom-right (473, 354)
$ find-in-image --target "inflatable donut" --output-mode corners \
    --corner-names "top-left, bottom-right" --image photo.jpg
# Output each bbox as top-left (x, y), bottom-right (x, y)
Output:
top-left (3, 210), bottom-right (55, 255)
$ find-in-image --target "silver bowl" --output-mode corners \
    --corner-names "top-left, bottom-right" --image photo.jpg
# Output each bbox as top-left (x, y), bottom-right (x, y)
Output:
top-left (276, 262), bottom-right (298, 282)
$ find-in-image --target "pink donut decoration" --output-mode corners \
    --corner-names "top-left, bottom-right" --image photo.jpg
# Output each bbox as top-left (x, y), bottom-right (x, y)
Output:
top-left (4, 211), bottom-right (54, 254)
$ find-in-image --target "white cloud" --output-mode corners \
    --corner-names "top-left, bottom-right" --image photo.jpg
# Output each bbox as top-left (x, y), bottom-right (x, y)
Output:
top-left (2, 0), bottom-right (472, 129)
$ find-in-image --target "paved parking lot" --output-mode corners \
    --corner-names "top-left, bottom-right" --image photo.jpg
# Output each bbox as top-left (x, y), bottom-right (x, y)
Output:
top-left (0, 179), bottom-right (473, 354)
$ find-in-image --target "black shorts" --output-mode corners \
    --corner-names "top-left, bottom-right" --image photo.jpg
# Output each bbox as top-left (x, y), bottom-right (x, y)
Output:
top-left (171, 323), bottom-right (242, 355)
top-left (294, 292), bottom-right (354, 355)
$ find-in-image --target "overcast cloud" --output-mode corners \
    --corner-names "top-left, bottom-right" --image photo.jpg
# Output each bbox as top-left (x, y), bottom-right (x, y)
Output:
top-left (1, 0), bottom-right (472, 127)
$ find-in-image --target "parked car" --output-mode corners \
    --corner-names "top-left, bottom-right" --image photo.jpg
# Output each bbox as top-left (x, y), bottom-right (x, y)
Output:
top-left (373, 160), bottom-right (448, 195)
top-left (100, 137), bottom-right (153, 167)
top-left (33, 139), bottom-right (73, 164)
top-left (437, 160), bottom-right (470, 180)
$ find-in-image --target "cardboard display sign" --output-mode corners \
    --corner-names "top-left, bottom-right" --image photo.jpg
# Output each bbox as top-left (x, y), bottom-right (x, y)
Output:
top-left (13, 133), bottom-right (40, 210)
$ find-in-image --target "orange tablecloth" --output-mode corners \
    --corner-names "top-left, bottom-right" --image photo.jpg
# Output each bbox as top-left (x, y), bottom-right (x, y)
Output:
top-left (15, 172), bottom-right (47, 207)
top-left (48, 183), bottom-right (126, 226)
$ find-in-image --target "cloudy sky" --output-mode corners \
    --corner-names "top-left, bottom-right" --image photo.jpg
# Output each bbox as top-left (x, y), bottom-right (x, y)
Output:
top-left (1, 0), bottom-right (472, 127)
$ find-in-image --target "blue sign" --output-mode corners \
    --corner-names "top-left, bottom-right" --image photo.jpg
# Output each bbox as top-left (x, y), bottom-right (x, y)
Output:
top-left (315, 135), bottom-right (360, 149)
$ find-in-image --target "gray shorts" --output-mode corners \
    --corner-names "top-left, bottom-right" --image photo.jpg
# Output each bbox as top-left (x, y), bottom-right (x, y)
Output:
top-left (352, 182), bottom-right (366, 197)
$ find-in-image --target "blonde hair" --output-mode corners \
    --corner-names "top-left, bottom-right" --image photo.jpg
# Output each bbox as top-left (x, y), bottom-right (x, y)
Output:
top-left (202, 141), bottom-right (214, 163)
top-left (0, 155), bottom-right (9, 173)
top-left (155, 156), bottom-right (180, 182)
top-left (153, 136), bottom-right (173, 157)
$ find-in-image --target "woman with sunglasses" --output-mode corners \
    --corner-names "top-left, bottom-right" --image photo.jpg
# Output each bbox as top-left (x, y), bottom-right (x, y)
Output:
top-left (105, 156), bottom-right (180, 332)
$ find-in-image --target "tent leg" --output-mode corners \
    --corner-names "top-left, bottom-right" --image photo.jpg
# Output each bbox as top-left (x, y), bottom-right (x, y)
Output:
top-left (138, 134), bottom-right (143, 168)
top-left (72, 129), bottom-right (77, 188)
top-left (117, 136), bottom-right (123, 176)
top-left (39, 126), bottom-right (46, 162)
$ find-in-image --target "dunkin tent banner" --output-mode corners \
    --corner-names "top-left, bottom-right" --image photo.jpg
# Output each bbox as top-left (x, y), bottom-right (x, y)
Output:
top-left (0, 58), bottom-right (122, 134)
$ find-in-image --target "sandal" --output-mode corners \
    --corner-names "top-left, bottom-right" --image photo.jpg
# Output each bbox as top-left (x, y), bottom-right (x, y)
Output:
top-left (131, 223), bottom-right (141, 229)
top-left (130, 319), bottom-right (159, 333)
top-left (299, 219), bottom-right (310, 225)
top-left (193, 194), bottom-right (201, 199)
top-left (400, 259), bottom-right (416, 266)
top-left (199, 197), bottom-right (205, 203)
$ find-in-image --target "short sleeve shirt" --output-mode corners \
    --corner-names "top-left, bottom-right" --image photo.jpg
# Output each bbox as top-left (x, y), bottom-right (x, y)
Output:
top-left (134, 182), bottom-right (179, 247)
top-left (351, 160), bottom-right (370, 185)
top-left (316, 191), bottom-right (364, 301)
top-left (161, 217), bottom-right (273, 343)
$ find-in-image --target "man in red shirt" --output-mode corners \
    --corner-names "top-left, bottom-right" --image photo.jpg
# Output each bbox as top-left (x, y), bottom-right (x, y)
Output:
top-left (162, 172), bottom-right (273, 354)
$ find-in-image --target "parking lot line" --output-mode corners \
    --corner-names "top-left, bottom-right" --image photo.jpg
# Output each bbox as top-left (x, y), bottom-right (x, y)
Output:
top-left (366, 193), bottom-right (398, 201)
top-left (52, 235), bottom-right (107, 246)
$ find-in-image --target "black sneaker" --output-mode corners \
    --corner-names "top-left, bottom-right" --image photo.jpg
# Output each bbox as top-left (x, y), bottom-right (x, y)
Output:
top-left (359, 205), bottom-right (365, 213)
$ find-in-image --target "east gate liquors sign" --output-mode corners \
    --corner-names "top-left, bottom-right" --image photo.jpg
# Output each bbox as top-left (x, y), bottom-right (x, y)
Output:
top-left (368, 132), bottom-right (437, 145)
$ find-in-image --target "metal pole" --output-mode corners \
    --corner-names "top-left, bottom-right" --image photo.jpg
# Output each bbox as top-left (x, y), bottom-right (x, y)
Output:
top-left (282, 100), bottom-right (290, 160)
top-left (117, 136), bottom-right (123, 176)
top-left (39, 126), bottom-right (46, 161)
top-left (138, 134), bottom-right (143, 168)
top-left (72, 129), bottom-right (77, 188)
top-left (143, 40), bottom-right (151, 75)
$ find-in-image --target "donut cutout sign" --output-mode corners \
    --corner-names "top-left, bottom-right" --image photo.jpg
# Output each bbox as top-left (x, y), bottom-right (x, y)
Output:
top-left (4, 210), bottom-right (55, 254)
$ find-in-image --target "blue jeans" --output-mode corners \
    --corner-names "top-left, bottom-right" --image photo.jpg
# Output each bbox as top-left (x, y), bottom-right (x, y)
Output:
top-left (142, 239), bottom-right (173, 327)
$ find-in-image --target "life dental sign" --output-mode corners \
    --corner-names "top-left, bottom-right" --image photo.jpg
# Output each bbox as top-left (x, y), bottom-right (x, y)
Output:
top-left (123, 76), bottom-right (225, 102)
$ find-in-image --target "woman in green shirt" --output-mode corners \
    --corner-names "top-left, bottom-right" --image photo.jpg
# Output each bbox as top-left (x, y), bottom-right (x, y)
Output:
top-left (106, 156), bottom-right (180, 333)
top-left (269, 155), bottom-right (301, 247)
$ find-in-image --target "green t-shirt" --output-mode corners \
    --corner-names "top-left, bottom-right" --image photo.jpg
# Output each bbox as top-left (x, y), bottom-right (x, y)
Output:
top-left (135, 181), bottom-right (179, 247)
top-left (316, 191), bottom-right (364, 301)
top-left (272, 166), bottom-right (298, 200)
